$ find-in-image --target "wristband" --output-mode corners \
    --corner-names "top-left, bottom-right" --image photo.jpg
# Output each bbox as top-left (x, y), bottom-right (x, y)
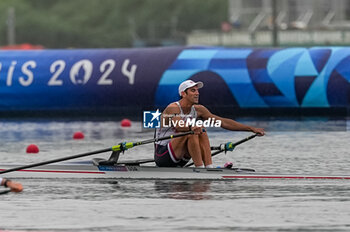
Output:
top-left (4, 179), bottom-right (11, 187)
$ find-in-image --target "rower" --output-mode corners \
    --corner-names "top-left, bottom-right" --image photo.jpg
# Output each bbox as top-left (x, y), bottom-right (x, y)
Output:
top-left (0, 177), bottom-right (23, 192)
top-left (154, 79), bottom-right (265, 168)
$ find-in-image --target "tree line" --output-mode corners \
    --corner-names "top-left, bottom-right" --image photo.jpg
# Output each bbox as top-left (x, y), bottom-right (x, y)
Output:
top-left (0, 0), bottom-right (227, 48)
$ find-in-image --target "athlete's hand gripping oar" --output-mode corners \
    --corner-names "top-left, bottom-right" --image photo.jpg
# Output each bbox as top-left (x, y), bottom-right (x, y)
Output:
top-left (0, 179), bottom-right (23, 194)
top-left (0, 131), bottom-right (194, 175)
top-left (185, 133), bottom-right (258, 167)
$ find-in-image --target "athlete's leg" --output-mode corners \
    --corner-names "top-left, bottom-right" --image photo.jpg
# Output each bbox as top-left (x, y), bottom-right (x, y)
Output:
top-left (170, 136), bottom-right (187, 160)
top-left (186, 134), bottom-right (203, 167)
top-left (198, 131), bottom-right (212, 166)
top-left (171, 135), bottom-right (203, 167)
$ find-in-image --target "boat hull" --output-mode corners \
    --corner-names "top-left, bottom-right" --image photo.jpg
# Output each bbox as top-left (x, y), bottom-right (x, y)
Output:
top-left (1, 163), bottom-right (350, 180)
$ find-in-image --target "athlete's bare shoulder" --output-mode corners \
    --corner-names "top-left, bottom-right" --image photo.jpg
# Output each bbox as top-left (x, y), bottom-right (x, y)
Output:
top-left (194, 104), bottom-right (209, 112)
top-left (164, 102), bottom-right (180, 115)
top-left (194, 104), bottom-right (212, 118)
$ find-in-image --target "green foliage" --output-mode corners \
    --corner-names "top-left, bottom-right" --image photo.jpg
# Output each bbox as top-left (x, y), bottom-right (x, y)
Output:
top-left (0, 0), bottom-right (227, 48)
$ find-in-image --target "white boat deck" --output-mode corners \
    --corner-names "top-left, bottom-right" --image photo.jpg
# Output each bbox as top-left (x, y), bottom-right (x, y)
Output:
top-left (1, 162), bottom-right (350, 180)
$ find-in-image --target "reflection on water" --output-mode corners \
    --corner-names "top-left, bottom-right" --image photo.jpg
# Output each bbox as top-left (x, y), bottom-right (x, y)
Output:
top-left (1, 178), bottom-right (350, 231)
top-left (28, 179), bottom-right (350, 202)
top-left (154, 181), bottom-right (212, 200)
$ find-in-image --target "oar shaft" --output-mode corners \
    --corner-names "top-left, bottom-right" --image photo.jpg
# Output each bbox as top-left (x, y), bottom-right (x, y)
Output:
top-left (0, 131), bottom-right (194, 175)
top-left (0, 148), bottom-right (112, 175)
top-left (232, 134), bottom-right (258, 147)
top-left (137, 131), bottom-right (194, 145)
top-left (212, 134), bottom-right (258, 159)
top-left (112, 131), bottom-right (194, 151)
top-left (210, 134), bottom-right (258, 151)
top-left (0, 189), bottom-right (12, 195)
top-left (210, 134), bottom-right (257, 151)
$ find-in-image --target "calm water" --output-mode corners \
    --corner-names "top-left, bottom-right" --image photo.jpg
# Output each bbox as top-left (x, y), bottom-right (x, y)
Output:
top-left (0, 119), bottom-right (350, 231)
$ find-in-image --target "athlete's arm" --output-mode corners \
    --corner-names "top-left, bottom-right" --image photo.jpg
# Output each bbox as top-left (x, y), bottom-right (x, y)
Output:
top-left (195, 105), bottom-right (265, 136)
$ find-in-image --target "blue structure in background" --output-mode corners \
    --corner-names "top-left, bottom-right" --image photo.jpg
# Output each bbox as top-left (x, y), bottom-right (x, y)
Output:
top-left (155, 47), bottom-right (350, 110)
top-left (0, 46), bottom-right (349, 116)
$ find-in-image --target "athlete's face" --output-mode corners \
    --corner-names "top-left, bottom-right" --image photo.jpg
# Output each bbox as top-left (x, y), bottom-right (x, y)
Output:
top-left (184, 86), bottom-right (199, 103)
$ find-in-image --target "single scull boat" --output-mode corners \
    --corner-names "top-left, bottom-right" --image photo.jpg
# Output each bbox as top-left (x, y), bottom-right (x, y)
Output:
top-left (1, 159), bottom-right (349, 180)
top-left (1, 133), bottom-right (349, 180)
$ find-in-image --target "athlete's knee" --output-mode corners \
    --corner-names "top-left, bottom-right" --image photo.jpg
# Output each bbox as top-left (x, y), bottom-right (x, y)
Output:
top-left (171, 136), bottom-right (188, 146)
top-left (188, 134), bottom-right (199, 142)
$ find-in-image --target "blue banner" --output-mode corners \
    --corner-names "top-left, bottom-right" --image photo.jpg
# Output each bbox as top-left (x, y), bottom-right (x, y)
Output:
top-left (0, 46), bottom-right (349, 114)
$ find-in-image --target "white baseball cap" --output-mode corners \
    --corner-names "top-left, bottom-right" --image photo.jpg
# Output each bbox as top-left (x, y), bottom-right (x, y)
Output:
top-left (178, 80), bottom-right (204, 96)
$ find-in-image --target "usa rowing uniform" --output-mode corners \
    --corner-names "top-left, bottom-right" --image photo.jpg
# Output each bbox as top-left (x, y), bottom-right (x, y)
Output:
top-left (154, 101), bottom-right (197, 167)
top-left (155, 101), bottom-right (197, 146)
top-left (154, 142), bottom-right (190, 167)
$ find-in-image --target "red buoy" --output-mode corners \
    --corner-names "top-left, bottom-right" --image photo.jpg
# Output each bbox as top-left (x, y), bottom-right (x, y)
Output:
top-left (73, 131), bottom-right (85, 139)
top-left (121, 119), bottom-right (132, 127)
top-left (26, 144), bottom-right (39, 153)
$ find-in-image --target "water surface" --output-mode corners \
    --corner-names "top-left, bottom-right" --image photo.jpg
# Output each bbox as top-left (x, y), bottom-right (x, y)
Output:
top-left (0, 119), bottom-right (349, 231)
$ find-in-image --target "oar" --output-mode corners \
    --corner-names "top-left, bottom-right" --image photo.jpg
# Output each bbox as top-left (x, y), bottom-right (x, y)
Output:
top-left (0, 131), bottom-right (194, 175)
top-left (185, 133), bottom-right (258, 167)
top-left (0, 189), bottom-right (11, 195)
top-left (210, 133), bottom-right (258, 152)
top-left (116, 133), bottom-right (259, 166)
